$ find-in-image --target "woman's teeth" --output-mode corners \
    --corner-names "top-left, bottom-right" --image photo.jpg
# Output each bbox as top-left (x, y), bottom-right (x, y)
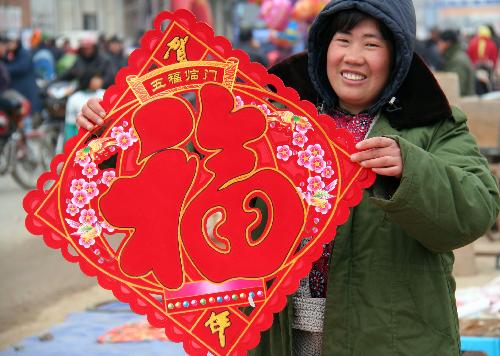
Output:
top-left (342, 72), bottom-right (366, 81)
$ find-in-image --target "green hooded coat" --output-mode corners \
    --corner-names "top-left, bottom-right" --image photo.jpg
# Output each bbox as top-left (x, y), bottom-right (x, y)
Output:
top-left (248, 0), bottom-right (500, 355)
top-left (442, 43), bottom-right (476, 96)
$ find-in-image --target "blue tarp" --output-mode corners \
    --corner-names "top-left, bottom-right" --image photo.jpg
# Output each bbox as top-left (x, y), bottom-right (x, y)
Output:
top-left (0, 302), bottom-right (186, 356)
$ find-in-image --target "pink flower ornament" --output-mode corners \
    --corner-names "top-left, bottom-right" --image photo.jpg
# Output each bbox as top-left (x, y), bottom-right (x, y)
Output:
top-left (71, 190), bottom-right (90, 208)
top-left (83, 181), bottom-right (99, 199)
top-left (307, 176), bottom-right (325, 193)
top-left (297, 150), bottom-right (312, 169)
top-left (66, 203), bottom-right (79, 216)
top-left (101, 170), bottom-right (116, 187)
top-left (116, 132), bottom-right (134, 150)
top-left (111, 126), bottom-right (125, 139)
top-left (70, 178), bottom-right (86, 194)
top-left (306, 144), bottom-right (324, 157)
top-left (321, 166), bottom-right (334, 179)
top-left (292, 132), bottom-right (308, 148)
top-left (235, 96), bottom-right (244, 108)
top-left (79, 209), bottom-right (97, 225)
top-left (74, 150), bottom-right (91, 167)
top-left (295, 120), bottom-right (313, 134)
top-left (310, 156), bottom-right (327, 173)
top-left (315, 201), bottom-right (332, 215)
top-left (276, 145), bottom-right (292, 161)
top-left (79, 236), bottom-right (96, 249)
top-left (82, 162), bottom-right (98, 179)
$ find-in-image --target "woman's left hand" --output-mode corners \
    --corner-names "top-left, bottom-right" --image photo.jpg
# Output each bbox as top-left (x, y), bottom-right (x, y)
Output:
top-left (350, 137), bottom-right (403, 179)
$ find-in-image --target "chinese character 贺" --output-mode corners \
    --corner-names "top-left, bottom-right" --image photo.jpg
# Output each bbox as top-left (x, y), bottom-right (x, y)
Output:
top-left (164, 36), bottom-right (189, 62)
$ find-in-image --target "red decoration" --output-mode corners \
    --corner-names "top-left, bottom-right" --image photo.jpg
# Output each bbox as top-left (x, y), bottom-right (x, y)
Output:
top-left (24, 9), bottom-right (375, 355)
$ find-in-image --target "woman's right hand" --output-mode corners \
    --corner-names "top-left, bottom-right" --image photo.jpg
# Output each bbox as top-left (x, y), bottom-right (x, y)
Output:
top-left (76, 97), bottom-right (106, 131)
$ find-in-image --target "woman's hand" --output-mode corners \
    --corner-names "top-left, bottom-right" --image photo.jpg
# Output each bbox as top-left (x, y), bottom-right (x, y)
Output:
top-left (76, 97), bottom-right (106, 131)
top-left (350, 137), bottom-right (403, 178)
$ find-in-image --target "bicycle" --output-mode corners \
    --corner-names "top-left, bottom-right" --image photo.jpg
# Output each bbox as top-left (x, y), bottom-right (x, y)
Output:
top-left (0, 92), bottom-right (51, 190)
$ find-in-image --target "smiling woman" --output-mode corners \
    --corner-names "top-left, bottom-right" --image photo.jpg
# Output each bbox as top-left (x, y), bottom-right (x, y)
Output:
top-left (75, 0), bottom-right (500, 355)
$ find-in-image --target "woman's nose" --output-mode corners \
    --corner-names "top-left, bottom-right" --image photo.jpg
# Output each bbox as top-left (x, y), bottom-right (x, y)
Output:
top-left (343, 46), bottom-right (365, 65)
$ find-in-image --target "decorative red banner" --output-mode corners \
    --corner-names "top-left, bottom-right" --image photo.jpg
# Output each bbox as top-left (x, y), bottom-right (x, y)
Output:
top-left (24, 9), bottom-right (375, 355)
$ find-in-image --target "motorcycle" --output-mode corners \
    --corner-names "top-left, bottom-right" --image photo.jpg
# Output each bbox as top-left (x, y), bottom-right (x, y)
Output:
top-left (38, 79), bottom-right (78, 167)
top-left (0, 90), bottom-right (51, 190)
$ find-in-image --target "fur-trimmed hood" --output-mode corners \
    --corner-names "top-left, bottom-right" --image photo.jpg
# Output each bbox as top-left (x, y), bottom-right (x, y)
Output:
top-left (307, 0), bottom-right (429, 120)
top-left (269, 51), bottom-right (452, 130)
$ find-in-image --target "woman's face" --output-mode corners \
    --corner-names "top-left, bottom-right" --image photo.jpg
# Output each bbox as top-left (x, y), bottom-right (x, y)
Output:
top-left (326, 18), bottom-right (392, 114)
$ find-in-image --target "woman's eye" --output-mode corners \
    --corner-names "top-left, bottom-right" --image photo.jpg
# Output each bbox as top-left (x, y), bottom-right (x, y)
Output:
top-left (335, 38), bottom-right (349, 44)
top-left (366, 42), bottom-right (380, 48)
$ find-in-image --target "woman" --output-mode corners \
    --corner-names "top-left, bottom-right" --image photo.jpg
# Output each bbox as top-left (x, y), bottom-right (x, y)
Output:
top-left (77, 0), bottom-right (499, 355)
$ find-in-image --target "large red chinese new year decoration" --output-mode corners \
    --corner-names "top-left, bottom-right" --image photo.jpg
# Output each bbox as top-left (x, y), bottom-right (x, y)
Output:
top-left (24, 9), bottom-right (375, 355)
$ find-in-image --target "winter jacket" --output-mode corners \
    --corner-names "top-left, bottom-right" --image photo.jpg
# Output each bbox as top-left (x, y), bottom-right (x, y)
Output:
top-left (248, 0), bottom-right (500, 355)
top-left (59, 46), bottom-right (116, 89)
top-left (442, 43), bottom-right (476, 97)
top-left (2, 45), bottom-right (41, 113)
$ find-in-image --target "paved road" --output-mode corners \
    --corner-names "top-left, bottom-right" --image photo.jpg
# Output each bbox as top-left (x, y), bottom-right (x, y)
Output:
top-left (0, 175), bottom-right (102, 342)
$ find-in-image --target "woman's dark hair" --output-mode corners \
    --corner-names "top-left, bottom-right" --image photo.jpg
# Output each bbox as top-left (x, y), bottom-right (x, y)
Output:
top-left (327, 10), bottom-right (394, 44)
top-left (316, 9), bottom-right (395, 109)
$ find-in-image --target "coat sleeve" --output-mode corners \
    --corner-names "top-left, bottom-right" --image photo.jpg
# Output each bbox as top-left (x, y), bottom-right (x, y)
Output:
top-left (6, 50), bottom-right (33, 78)
top-left (369, 107), bottom-right (500, 252)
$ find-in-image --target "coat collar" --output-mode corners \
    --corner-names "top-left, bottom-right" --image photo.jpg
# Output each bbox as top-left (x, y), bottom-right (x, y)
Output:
top-left (269, 52), bottom-right (452, 130)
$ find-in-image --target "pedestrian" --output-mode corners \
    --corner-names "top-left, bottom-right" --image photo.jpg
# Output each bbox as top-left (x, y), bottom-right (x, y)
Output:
top-left (77, 0), bottom-right (499, 355)
top-left (467, 25), bottom-right (498, 72)
top-left (64, 70), bottom-right (105, 142)
top-left (467, 25), bottom-right (498, 93)
top-left (415, 28), bottom-right (443, 70)
top-left (1, 30), bottom-right (41, 127)
top-left (236, 26), bottom-right (269, 67)
top-left (437, 29), bottom-right (476, 96)
top-left (31, 30), bottom-right (56, 82)
top-left (106, 35), bottom-right (128, 75)
top-left (59, 36), bottom-right (116, 89)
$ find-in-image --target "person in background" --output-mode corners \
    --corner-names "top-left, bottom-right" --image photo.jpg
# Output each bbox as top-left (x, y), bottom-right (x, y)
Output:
top-left (467, 25), bottom-right (498, 93)
top-left (1, 30), bottom-right (41, 126)
top-left (467, 25), bottom-right (498, 72)
top-left (74, 0), bottom-right (500, 354)
top-left (437, 29), bottom-right (476, 96)
top-left (31, 30), bottom-right (56, 82)
top-left (236, 26), bottom-right (269, 67)
top-left (64, 70), bottom-right (105, 142)
top-left (0, 35), bottom-right (14, 112)
top-left (55, 38), bottom-right (77, 77)
top-left (106, 35), bottom-right (128, 75)
top-left (415, 27), bottom-right (443, 70)
top-left (59, 37), bottom-right (116, 89)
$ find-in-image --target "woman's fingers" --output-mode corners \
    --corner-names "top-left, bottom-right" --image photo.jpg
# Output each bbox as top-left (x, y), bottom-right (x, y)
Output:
top-left (76, 98), bottom-right (107, 131)
top-left (87, 97), bottom-right (106, 118)
top-left (76, 111), bottom-right (95, 131)
top-left (350, 137), bottom-right (403, 178)
top-left (357, 155), bottom-right (397, 168)
top-left (355, 136), bottom-right (392, 150)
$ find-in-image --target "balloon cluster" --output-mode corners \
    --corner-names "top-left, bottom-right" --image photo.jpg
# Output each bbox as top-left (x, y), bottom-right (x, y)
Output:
top-left (292, 0), bottom-right (329, 22)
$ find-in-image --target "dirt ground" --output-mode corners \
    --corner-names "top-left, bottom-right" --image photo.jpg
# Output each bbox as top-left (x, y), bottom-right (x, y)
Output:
top-left (1, 237), bottom-right (498, 351)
